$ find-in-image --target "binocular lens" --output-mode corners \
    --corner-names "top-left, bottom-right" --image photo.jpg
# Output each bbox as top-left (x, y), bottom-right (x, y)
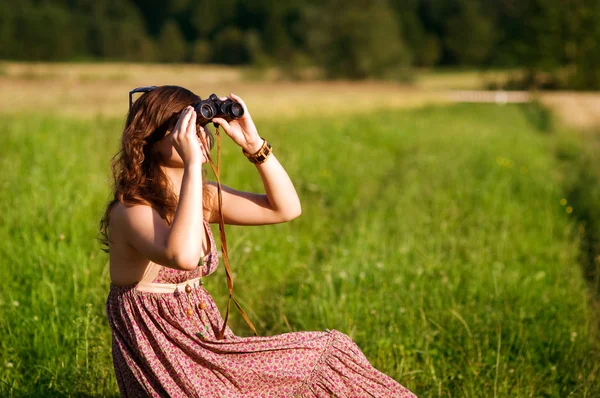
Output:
top-left (230, 103), bottom-right (244, 117)
top-left (200, 103), bottom-right (215, 119)
top-left (219, 101), bottom-right (244, 118)
top-left (218, 101), bottom-right (230, 115)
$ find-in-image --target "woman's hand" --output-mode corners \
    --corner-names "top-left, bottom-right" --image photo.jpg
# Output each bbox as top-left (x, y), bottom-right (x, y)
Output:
top-left (211, 93), bottom-right (264, 153)
top-left (171, 106), bottom-right (205, 166)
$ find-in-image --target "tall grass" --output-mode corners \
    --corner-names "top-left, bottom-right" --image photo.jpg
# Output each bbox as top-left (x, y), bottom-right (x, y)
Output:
top-left (553, 126), bottom-right (600, 328)
top-left (0, 104), bottom-right (598, 396)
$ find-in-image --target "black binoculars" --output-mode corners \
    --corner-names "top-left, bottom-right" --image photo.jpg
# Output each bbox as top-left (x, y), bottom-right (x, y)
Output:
top-left (194, 94), bottom-right (244, 126)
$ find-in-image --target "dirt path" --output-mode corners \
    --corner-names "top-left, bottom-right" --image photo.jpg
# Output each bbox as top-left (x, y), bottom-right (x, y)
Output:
top-left (538, 92), bottom-right (600, 132)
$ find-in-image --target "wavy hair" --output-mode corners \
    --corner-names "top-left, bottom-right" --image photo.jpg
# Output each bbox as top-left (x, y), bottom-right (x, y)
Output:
top-left (99, 85), bottom-right (214, 252)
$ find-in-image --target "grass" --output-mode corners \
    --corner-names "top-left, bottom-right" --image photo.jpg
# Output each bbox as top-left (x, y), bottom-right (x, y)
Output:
top-left (553, 125), bottom-right (600, 317)
top-left (0, 102), bottom-right (599, 396)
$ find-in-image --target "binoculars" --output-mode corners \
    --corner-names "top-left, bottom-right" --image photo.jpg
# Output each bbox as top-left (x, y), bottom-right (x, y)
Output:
top-left (194, 94), bottom-right (244, 126)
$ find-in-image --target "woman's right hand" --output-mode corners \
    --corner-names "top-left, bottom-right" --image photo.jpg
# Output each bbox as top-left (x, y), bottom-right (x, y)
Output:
top-left (171, 106), bottom-right (204, 166)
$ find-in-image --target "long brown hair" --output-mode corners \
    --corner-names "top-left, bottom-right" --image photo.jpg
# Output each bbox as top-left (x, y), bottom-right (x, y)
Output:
top-left (99, 85), bottom-right (214, 252)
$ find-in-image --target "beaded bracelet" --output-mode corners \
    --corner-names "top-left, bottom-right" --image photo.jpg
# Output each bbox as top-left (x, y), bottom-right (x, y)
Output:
top-left (242, 138), bottom-right (272, 164)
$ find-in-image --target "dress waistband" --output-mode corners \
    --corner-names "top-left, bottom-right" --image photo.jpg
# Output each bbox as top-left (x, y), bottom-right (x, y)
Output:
top-left (135, 277), bottom-right (203, 293)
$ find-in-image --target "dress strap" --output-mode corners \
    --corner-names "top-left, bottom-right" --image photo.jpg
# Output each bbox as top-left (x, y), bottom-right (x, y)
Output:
top-left (138, 261), bottom-right (161, 284)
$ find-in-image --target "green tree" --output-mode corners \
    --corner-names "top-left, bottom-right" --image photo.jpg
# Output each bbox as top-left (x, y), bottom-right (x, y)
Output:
top-left (0, 2), bottom-right (16, 59)
top-left (77, 0), bottom-right (154, 61)
top-left (564, 0), bottom-right (600, 89)
top-left (493, 0), bottom-right (563, 70)
top-left (420, 34), bottom-right (442, 67)
top-left (190, 40), bottom-right (211, 64)
top-left (304, 0), bottom-right (410, 79)
top-left (491, 0), bottom-right (566, 88)
top-left (391, 0), bottom-right (439, 66)
top-left (245, 29), bottom-right (270, 66)
top-left (261, 1), bottom-right (295, 62)
top-left (9, 3), bottom-right (80, 60)
top-left (444, 0), bottom-right (494, 65)
top-left (158, 20), bottom-right (188, 63)
top-left (210, 26), bottom-right (251, 65)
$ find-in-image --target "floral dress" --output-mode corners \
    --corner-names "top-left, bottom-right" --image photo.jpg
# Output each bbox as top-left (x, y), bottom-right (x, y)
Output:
top-left (106, 220), bottom-right (416, 397)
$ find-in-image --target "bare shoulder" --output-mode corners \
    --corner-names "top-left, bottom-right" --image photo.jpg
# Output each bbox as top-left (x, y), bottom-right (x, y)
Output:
top-left (109, 202), bottom-right (168, 245)
top-left (110, 202), bottom-right (156, 228)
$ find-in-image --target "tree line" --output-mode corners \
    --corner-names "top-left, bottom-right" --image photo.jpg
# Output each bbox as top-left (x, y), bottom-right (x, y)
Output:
top-left (1, 0), bottom-right (599, 89)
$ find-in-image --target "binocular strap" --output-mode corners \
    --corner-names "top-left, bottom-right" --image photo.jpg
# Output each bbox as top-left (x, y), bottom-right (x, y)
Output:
top-left (200, 127), bottom-right (258, 339)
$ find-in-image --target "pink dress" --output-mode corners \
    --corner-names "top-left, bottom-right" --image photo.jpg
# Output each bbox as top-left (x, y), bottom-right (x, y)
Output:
top-left (106, 220), bottom-right (416, 397)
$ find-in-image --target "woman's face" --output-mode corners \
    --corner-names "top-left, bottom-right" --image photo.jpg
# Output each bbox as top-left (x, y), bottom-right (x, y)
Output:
top-left (156, 124), bottom-right (210, 167)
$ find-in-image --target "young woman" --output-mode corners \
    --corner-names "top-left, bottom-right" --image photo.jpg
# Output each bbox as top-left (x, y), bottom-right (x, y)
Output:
top-left (101, 85), bottom-right (416, 397)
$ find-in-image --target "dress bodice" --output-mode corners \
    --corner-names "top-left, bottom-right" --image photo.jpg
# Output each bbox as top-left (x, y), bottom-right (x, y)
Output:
top-left (150, 220), bottom-right (219, 284)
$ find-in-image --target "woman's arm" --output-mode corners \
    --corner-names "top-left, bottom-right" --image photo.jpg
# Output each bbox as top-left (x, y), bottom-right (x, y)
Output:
top-left (116, 107), bottom-right (206, 270)
top-left (165, 162), bottom-right (205, 267)
top-left (209, 94), bottom-right (301, 226)
top-left (115, 169), bottom-right (203, 271)
top-left (206, 149), bottom-right (301, 225)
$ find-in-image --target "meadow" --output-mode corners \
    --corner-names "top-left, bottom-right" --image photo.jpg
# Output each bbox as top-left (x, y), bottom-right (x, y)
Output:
top-left (1, 63), bottom-right (600, 397)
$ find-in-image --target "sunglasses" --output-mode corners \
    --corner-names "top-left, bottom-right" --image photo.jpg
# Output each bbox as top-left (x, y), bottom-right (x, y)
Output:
top-left (129, 86), bottom-right (157, 111)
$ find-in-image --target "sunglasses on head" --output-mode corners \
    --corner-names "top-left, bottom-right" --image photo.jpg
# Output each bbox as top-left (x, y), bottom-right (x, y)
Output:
top-left (129, 86), bottom-right (157, 111)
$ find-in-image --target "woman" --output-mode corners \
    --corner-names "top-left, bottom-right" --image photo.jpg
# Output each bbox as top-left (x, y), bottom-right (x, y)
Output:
top-left (101, 85), bottom-right (416, 397)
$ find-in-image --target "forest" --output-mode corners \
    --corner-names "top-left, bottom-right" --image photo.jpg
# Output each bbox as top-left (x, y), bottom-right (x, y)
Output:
top-left (1, 0), bottom-right (599, 88)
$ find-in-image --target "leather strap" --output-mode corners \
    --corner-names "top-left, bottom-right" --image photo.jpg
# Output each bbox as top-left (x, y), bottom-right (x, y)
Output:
top-left (199, 126), bottom-right (258, 339)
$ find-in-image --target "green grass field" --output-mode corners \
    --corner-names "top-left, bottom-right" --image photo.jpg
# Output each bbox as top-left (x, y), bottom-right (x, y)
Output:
top-left (1, 103), bottom-right (599, 396)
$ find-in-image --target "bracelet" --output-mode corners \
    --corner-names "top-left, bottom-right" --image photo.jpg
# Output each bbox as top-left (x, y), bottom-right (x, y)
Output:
top-left (242, 138), bottom-right (272, 164)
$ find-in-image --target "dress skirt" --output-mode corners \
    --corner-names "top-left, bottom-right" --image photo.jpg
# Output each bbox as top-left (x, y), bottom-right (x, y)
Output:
top-left (106, 221), bottom-right (416, 397)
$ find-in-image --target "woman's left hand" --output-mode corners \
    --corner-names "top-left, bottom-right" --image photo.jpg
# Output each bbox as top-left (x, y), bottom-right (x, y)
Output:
top-left (211, 93), bottom-right (263, 154)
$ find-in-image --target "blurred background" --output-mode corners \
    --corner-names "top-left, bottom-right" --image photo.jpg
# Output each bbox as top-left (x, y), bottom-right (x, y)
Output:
top-left (1, 0), bottom-right (600, 87)
top-left (1, 0), bottom-right (600, 396)
top-left (1, 0), bottom-right (600, 126)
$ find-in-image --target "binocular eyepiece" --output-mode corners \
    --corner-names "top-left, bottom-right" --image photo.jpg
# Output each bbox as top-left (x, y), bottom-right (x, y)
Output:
top-left (194, 94), bottom-right (244, 126)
